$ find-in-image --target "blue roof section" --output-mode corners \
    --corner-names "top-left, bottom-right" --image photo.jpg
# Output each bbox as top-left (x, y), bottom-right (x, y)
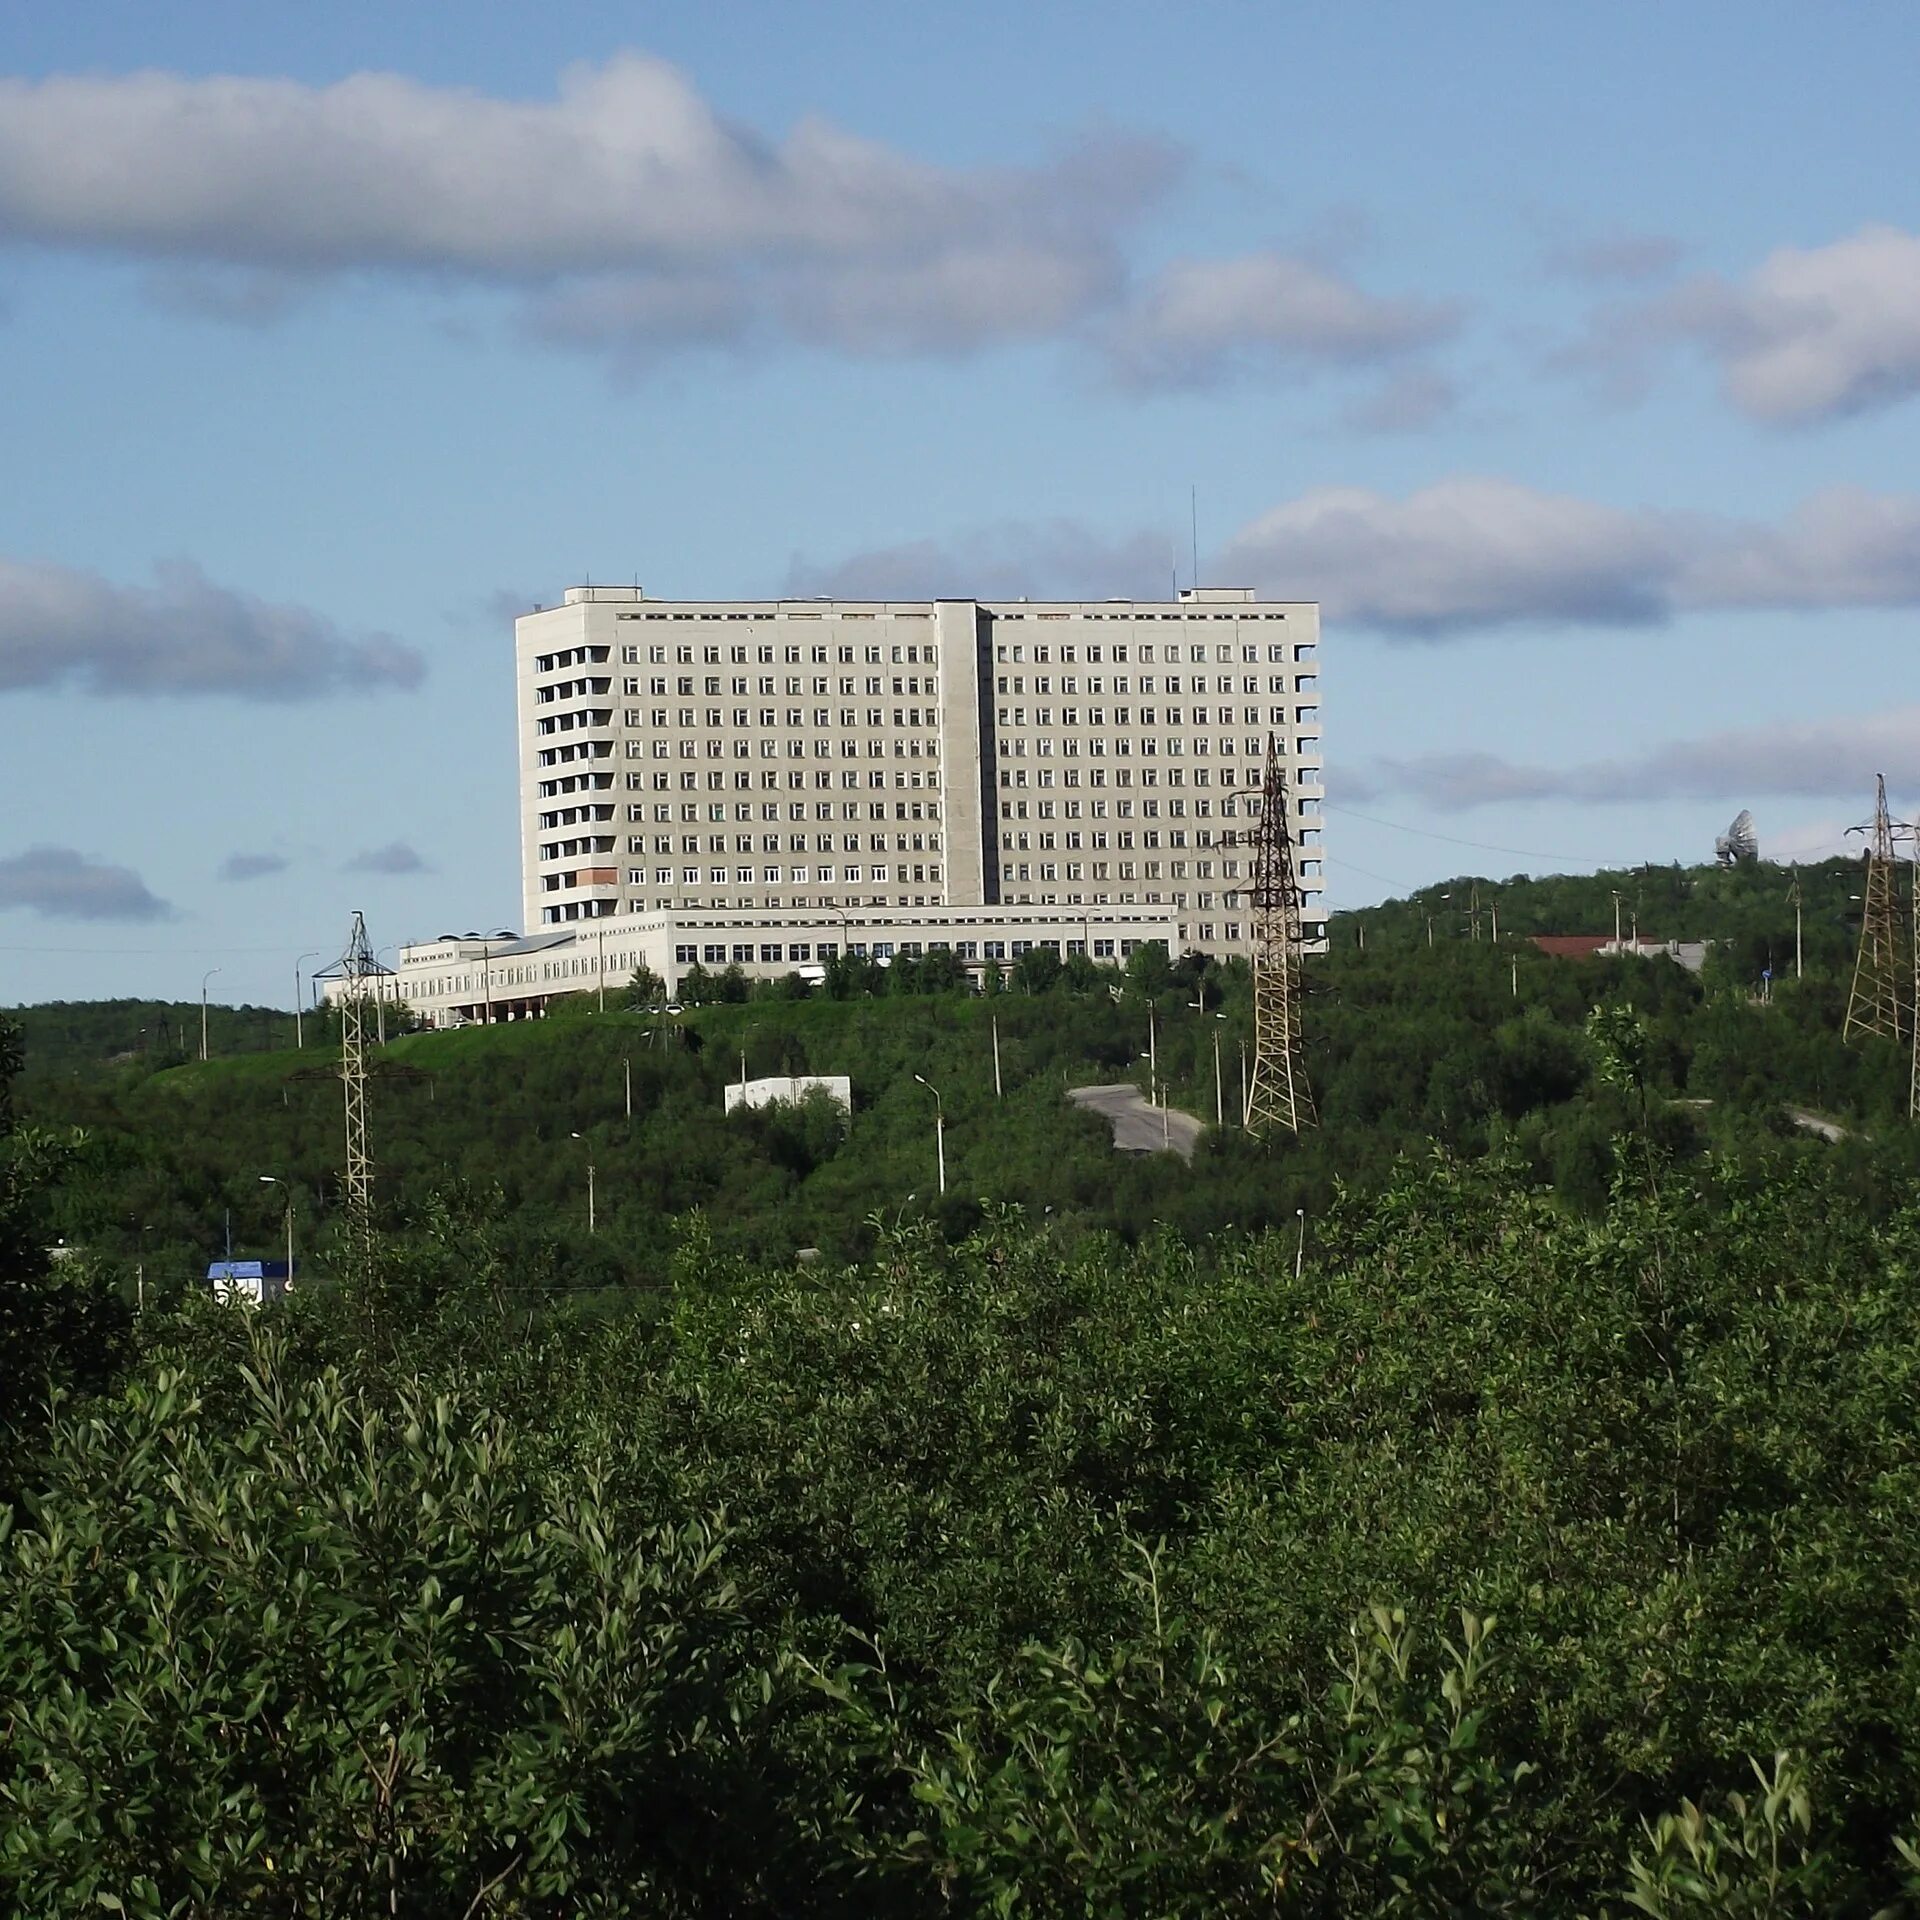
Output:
top-left (207, 1260), bottom-right (292, 1280)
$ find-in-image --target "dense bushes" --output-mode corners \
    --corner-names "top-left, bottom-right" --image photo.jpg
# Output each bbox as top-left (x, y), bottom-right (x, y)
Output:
top-left (8, 1143), bottom-right (1920, 1912)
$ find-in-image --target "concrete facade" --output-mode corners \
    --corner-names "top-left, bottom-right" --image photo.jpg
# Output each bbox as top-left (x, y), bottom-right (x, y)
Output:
top-left (380, 581), bottom-right (1326, 1028)
top-left (394, 900), bottom-right (1185, 1027)
top-left (516, 585), bottom-right (1323, 959)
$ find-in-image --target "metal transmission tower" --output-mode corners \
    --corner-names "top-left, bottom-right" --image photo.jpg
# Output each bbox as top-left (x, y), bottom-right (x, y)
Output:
top-left (1844, 776), bottom-right (1907, 1045)
top-left (339, 911), bottom-right (377, 1261)
top-left (1243, 736), bottom-right (1316, 1138)
top-left (1911, 850), bottom-right (1920, 1121)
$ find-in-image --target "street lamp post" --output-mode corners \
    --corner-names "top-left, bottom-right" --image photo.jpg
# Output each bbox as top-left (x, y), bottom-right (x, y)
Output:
top-left (375, 945), bottom-right (400, 1045)
top-left (912, 1075), bottom-right (946, 1195)
top-left (295, 950), bottom-right (320, 1050)
top-left (568, 1132), bottom-right (596, 1232)
top-left (200, 967), bottom-right (221, 1062)
top-left (990, 1012), bottom-right (1002, 1099)
top-left (258, 1176), bottom-right (294, 1290)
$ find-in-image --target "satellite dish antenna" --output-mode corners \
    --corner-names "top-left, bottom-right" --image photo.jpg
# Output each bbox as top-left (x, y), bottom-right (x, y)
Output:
top-left (1715, 809), bottom-right (1758, 866)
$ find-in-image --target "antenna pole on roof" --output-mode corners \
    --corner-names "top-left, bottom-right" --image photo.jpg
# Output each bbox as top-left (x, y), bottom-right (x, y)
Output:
top-left (1191, 484), bottom-right (1199, 594)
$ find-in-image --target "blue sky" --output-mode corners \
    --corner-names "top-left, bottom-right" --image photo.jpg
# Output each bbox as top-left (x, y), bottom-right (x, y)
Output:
top-left (4, 2), bottom-right (1918, 1006)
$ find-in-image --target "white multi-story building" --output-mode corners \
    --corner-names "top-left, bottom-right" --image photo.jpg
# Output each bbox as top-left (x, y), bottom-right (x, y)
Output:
top-left (390, 583), bottom-right (1323, 1026)
top-left (518, 585), bottom-right (1321, 945)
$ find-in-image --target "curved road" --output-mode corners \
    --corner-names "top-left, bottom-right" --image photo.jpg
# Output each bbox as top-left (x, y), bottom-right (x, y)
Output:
top-left (1068, 1083), bottom-right (1204, 1160)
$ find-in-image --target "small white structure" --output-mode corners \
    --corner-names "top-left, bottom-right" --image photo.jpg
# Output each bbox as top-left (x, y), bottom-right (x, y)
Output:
top-left (724, 1074), bottom-right (852, 1116)
top-left (206, 1260), bottom-right (294, 1307)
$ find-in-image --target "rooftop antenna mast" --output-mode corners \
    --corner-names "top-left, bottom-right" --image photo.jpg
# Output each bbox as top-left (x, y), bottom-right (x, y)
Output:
top-left (339, 909), bottom-right (377, 1268)
top-left (1243, 735), bottom-right (1316, 1138)
top-left (1844, 775), bottom-right (1907, 1045)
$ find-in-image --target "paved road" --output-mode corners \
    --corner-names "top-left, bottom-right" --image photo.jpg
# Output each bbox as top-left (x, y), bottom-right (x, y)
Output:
top-left (1068, 1082), bottom-right (1204, 1160)
top-left (1686, 1096), bottom-right (1853, 1143)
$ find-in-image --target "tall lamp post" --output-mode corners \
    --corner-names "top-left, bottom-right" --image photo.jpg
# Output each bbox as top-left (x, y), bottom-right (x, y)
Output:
top-left (569, 1132), bottom-right (596, 1233)
top-left (258, 1175), bottom-right (294, 1290)
top-left (200, 967), bottom-right (221, 1063)
top-left (295, 950), bottom-right (320, 1050)
top-left (912, 1074), bottom-right (946, 1196)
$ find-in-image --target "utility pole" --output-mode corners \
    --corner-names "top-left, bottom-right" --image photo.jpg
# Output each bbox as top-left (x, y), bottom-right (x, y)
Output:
top-left (624, 1056), bottom-right (633, 1119)
top-left (1212, 1023), bottom-right (1224, 1127)
top-left (913, 1075), bottom-right (946, 1195)
top-left (295, 951), bottom-right (319, 1050)
top-left (1786, 877), bottom-right (1803, 980)
top-left (571, 1133), bottom-right (596, 1231)
top-left (200, 967), bottom-right (220, 1062)
top-left (1911, 852), bottom-right (1920, 1121)
top-left (1611, 891), bottom-right (1623, 950)
top-left (991, 1013), bottom-right (1002, 1098)
top-left (1845, 775), bottom-right (1907, 1044)
top-left (597, 926), bottom-right (606, 1013)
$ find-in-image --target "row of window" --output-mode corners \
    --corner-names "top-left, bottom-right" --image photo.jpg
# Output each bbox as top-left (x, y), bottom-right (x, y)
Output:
top-left (535, 768), bottom-right (943, 801)
top-left (613, 673), bottom-right (934, 697)
top-left (605, 834), bottom-right (942, 857)
top-left (546, 864), bottom-right (943, 891)
top-left (997, 706), bottom-right (1315, 728)
top-left (592, 641), bottom-right (938, 668)
top-left (619, 707), bottom-right (937, 730)
top-left (997, 764), bottom-right (1321, 793)
top-left (994, 641), bottom-right (1315, 665)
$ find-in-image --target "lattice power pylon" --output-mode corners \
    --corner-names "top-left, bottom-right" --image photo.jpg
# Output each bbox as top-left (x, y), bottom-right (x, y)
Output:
top-left (1244, 736), bottom-right (1316, 1138)
top-left (1909, 849), bottom-right (1920, 1122)
top-left (1844, 775), bottom-right (1907, 1045)
top-left (339, 910), bottom-right (377, 1265)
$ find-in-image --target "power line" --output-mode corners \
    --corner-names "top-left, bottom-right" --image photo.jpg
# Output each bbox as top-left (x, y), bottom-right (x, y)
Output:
top-left (1322, 802), bottom-right (1608, 866)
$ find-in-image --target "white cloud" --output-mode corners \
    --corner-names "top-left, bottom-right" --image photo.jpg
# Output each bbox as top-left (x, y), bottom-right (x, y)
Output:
top-left (0, 555), bottom-right (422, 699)
top-left (1218, 478), bottom-right (1680, 633)
top-left (1338, 365), bottom-right (1459, 435)
top-left (218, 851), bottom-right (289, 883)
top-left (1565, 225), bottom-right (1920, 423)
top-left (1216, 477), bottom-right (1920, 635)
top-left (0, 846), bottom-right (171, 921)
top-left (345, 842), bottom-right (428, 876)
top-left (1546, 230), bottom-right (1684, 285)
top-left (1362, 705), bottom-right (1920, 812)
top-left (0, 56), bottom-right (1177, 361)
top-left (1104, 250), bottom-right (1456, 389)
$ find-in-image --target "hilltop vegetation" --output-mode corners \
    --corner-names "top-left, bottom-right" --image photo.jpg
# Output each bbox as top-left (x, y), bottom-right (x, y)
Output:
top-left (11, 856), bottom-right (1919, 1297)
top-left (9, 856), bottom-right (1920, 1911)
